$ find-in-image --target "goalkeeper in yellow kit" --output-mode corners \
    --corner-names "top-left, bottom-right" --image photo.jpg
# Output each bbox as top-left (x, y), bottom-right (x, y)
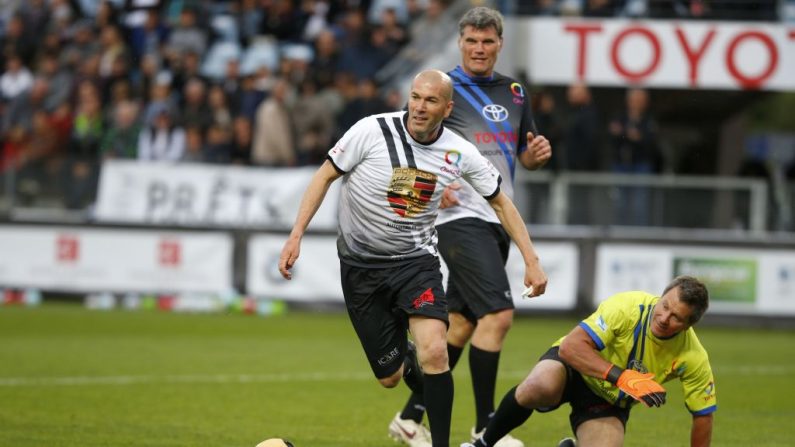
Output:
top-left (464, 276), bottom-right (716, 447)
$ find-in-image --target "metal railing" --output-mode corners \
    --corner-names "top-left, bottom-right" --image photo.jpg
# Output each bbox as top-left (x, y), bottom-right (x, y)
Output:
top-left (0, 162), bottom-right (782, 235)
top-left (514, 171), bottom-right (771, 234)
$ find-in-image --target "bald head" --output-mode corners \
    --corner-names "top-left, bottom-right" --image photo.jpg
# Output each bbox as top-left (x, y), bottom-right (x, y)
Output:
top-left (413, 70), bottom-right (453, 102)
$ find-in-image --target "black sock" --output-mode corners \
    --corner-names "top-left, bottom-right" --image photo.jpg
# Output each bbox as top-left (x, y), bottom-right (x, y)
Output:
top-left (469, 344), bottom-right (500, 431)
top-left (402, 343), bottom-right (423, 395)
top-left (423, 371), bottom-right (454, 447)
top-left (448, 343), bottom-right (464, 370)
top-left (400, 343), bottom-right (463, 423)
top-left (480, 386), bottom-right (533, 447)
top-left (399, 393), bottom-right (425, 422)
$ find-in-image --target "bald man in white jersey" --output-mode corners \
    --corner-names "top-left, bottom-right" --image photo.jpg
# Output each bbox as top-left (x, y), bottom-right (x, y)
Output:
top-left (279, 70), bottom-right (547, 447)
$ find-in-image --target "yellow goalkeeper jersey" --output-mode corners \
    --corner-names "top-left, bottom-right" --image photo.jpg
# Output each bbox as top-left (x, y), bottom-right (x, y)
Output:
top-left (554, 291), bottom-right (717, 414)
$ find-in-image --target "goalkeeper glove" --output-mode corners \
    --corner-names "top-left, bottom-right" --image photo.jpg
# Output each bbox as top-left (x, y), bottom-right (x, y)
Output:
top-left (604, 365), bottom-right (666, 407)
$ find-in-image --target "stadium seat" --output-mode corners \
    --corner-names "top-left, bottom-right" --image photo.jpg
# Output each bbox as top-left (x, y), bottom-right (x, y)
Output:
top-left (211, 14), bottom-right (239, 43)
top-left (200, 41), bottom-right (242, 80)
top-left (240, 36), bottom-right (280, 75)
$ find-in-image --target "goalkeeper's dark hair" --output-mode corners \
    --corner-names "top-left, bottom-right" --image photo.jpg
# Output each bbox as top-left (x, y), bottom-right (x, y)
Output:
top-left (458, 6), bottom-right (503, 38)
top-left (663, 276), bottom-right (709, 325)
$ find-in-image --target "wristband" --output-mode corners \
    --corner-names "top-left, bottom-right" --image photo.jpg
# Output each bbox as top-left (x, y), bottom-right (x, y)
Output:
top-left (604, 364), bottom-right (623, 384)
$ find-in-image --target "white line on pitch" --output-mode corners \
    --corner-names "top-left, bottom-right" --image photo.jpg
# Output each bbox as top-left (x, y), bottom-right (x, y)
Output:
top-left (0, 365), bottom-right (790, 387)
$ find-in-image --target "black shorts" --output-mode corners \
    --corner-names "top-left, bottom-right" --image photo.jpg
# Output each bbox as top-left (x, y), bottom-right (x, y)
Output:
top-left (538, 347), bottom-right (631, 434)
top-left (437, 217), bottom-right (513, 323)
top-left (340, 254), bottom-right (448, 379)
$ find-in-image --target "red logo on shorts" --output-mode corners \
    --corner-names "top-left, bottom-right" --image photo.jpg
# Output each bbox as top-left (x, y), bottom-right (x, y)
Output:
top-left (413, 288), bottom-right (435, 309)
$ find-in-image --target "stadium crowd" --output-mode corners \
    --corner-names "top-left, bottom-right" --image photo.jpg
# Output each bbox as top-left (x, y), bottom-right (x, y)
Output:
top-left (0, 0), bottom-right (792, 216)
top-left (0, 0), bottom-right (438, 209)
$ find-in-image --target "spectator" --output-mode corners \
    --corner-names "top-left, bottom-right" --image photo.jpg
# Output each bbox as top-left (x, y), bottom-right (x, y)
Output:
top-left (142, 73), bottom-right (177, 127)
top-left (179, 77), bottom-right (212, 131)
top-left (1, 15), bottom-right (36, 66)
top-left (203, 123), bottom-right (232, 164)
top-left (609, 87), bottom-right (661, 226)
top-left (220, 58), bottom-right (242, 111)
top-left (230, 115), bottom-right (252, 165)
top-left (71, 52), bottom-right (102, 97)
top-left (408, 0), bottom-right (448, 42)
top-left (533, 90), bottom-right (563, 171)
top-left (260, 0), bottom-right (308, 42)
top-left (291, 79), bottom-right (334, 165)
top-left (279, 44), bottom-right (313, 86)
top-left (302, 0), bottom-right (331, 42)
top-left (519, 0), bottom-right (560, 15)
top-left (235, 0), bottom-right (263, 46)
top-left (563, 83), bottom-right (602, 172)
top-left (61, 20), bottom-right (100, 71)
top-left (15, 109), bottom-right (59, 204)
top-left (100, 100), bottom-right (141, 160)
top-left (128, 9), bottom-right (169, 63)
top-left (327, 71), bottom-right (360, 141)
top-left (35, 52), bottom-right (73, 111)
top-left (368, 0), bottom-right (410, 24)
top-left (19, 0), bottom-right (51, 41)
top-left (181, 125), bottom-right (205, 163)
top-left (337, 26), bottom-right (394, 81)
top-left (208, 84), bottom-right (233, 130)
top-left (50, 102), bottom-right (74, 143)
top-left (104, 79), bottom-right (134, 122)
top-left (379, 8), bottom-right (409, 51)
top-left (335, 77), bottom-right (390, 135)
top-left (171, 50), bottom-right (206, 96)
top-left (651, 0), bottom-right (729, 19)
top-left (138, 104), bottom-right (186, 162)
top-left (252, 77), bottom-right (295, 167)
top-left (97, 25), bottom-right (129, 80)
top-left (2, 77), bottom-right (48, 136)
top-left (165, 7), bottom-right (208, 65)
top-left (65, 80), bottom-right (104, 209)
top-left (563, 83), bottom-right (606, 225)
top-left (1, 125), bottom-right (27, 174)
top-left (584, 0), bottom-right (618, 17)
top-left (93, 0), bottom-right (120, 29)
top-left (310, 29), bottom-right (340, 89)
top-left (237, 71), bottom-right (268, 121)
top-left (0, 53), bottom-right (33, 101)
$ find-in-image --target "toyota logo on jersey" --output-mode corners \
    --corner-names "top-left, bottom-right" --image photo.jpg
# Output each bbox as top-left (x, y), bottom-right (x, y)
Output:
top-left (481, 104), bottom-right (509, 122)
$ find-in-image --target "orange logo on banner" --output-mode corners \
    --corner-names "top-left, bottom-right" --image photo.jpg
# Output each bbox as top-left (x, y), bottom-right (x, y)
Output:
top-left (56, 235), bottom-right (79, 263)
top-left (159, 240), bottom-right (181, 267)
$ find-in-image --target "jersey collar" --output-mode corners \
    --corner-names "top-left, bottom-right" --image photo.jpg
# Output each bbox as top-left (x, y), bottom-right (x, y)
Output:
top-left (452, 65), bottom-right (495, 83)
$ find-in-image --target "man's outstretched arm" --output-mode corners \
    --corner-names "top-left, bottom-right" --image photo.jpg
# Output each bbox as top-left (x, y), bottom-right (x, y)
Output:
top-left (487, 190), bottom-right (547, 297)
top-left (279, 160), bottom-right (341, 279)
top-left (560, 326), bottom-right (667, 408)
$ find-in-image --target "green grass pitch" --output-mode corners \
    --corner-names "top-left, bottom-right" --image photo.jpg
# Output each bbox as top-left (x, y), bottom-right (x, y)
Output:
top-left (1, 303), bottom-right (793, 446)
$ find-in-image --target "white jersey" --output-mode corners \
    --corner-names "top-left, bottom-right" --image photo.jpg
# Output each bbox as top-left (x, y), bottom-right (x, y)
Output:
top-left (328, 111), bottom-right (501, 266)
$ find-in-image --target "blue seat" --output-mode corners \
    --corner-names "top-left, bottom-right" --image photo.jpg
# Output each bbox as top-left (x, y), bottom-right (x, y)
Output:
top-left (200, 41), bottom-right (243, 80)
top-left (240, 36), bottom-right (280, 75)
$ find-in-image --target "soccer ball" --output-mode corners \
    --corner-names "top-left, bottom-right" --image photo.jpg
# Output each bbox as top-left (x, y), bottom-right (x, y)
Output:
top-left (255, 439), bottom-right (294, 447)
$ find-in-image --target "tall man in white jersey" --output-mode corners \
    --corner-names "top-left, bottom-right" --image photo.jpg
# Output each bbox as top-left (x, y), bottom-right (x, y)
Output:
top-left (279, 70), bottom-right (548, 447)
top-left (391, 8), bottom-right (552, 447)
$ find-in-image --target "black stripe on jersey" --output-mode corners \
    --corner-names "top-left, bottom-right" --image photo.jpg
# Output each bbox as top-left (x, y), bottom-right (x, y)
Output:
top-left (392, 117), bottom-right (417, 168)
top-left (377, 117), bottom-right (401, 168)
